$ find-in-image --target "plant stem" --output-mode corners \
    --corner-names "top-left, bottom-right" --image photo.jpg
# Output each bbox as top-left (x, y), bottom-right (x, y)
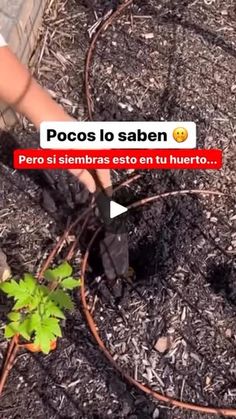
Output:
top-left (0, 338), bottom-right (19, 395)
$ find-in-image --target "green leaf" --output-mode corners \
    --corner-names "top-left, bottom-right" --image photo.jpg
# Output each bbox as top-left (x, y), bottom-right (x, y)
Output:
top-left (7, 312), bottom-right (21, 322)
top-left (5, 326), bottom-right (16, 338)
top-left (18, 319), bottom-right (31, 340)
top-left (28, 312), bottom-right (41, 333)
top-left (13, 295), bottom-right (31, 310)
top-left (17, 276), bottom-right (37, 297)
top-left (4, 322), bottom-right (20, 338)
top-left (34, 328), bottom-right (55, 354)
top-left (34, 317), bottom-right (61, 354)
top-left (39, 284), bottom-right (50, 297)
top-left (44, 301), bottom-right (65, 319)
top-left (61, 277), bottom-right (81, 290)
top-left (23, 274), bottom-right (36, 293)
top-left (1, 275), bottom-right (39, 310)
top-left (44, 269), bottom-right (57, 282)
top-left (43, 317), bottom-right (62, 338)
top-left (28, 294), bottom-right (41, 311)
top-left (51, 289), bottom-right (74, 310)
top-left (44, 262), bottom-right (72, 282)
top-left (0, 280), bottom-right (21, 297)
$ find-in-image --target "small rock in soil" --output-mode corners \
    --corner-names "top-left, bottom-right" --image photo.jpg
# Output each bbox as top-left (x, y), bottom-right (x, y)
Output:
top-left (154, 336), bottom-right (171, 353)
top-left (225, 328), bottom-right (232, 338)
top-left (205, 376), bottom-right (211, 386)
top-left (153, 407), bottom-right (160, 418)
top-left (0, 248), bottom-right (11, 282)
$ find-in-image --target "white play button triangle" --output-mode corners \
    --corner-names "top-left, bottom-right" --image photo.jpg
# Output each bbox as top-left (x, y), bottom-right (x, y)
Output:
top-left (110, 200), bottom-right (128, 219)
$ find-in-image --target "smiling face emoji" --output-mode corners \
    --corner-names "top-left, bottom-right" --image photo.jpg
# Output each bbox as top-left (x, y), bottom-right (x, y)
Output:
top-left (173, 127), bottom-right (188, 143)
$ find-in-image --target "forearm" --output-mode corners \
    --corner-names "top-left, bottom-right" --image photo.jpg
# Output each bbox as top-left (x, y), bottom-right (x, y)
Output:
top-left (0, 44), bottom-right (111, 192)
top-left (0, 46), bottom-right (73, 128)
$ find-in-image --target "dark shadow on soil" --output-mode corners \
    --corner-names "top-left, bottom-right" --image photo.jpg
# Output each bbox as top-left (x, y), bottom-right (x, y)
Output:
top-left (0, 130), bottom-right (90, 224)
top-left (206, 262), bottom-right (236, 305)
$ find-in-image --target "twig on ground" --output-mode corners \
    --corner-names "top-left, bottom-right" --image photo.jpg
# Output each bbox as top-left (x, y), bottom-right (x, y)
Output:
top-left (0, 336), bottom-right (19, 395)
top-left (128, 189), bottom-right (224, 210)
top-left (85, 0), bottom-right (133, 120)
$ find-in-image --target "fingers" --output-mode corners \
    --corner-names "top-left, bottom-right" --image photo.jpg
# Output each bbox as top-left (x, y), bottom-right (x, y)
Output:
top-left (69, 169), bottom-right (96, 193)
top-left (96, 169), bottom-right (112, 195)
top-left (69, 168), bottom-right (112, 195)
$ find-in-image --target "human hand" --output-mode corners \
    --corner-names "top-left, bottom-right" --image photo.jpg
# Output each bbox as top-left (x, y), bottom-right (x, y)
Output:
top-left (69, 168), bottom-right (111, 194)
top-left (0, 46), bottom-right (111, 194)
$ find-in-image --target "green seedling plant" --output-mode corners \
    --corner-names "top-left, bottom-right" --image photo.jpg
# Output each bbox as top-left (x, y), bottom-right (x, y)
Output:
top-left (0, 262), bottom-right (81, 354)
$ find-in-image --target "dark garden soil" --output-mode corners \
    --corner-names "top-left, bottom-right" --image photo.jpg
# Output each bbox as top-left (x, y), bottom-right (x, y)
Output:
top-left (0, 0), bottom-right (236, 418)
